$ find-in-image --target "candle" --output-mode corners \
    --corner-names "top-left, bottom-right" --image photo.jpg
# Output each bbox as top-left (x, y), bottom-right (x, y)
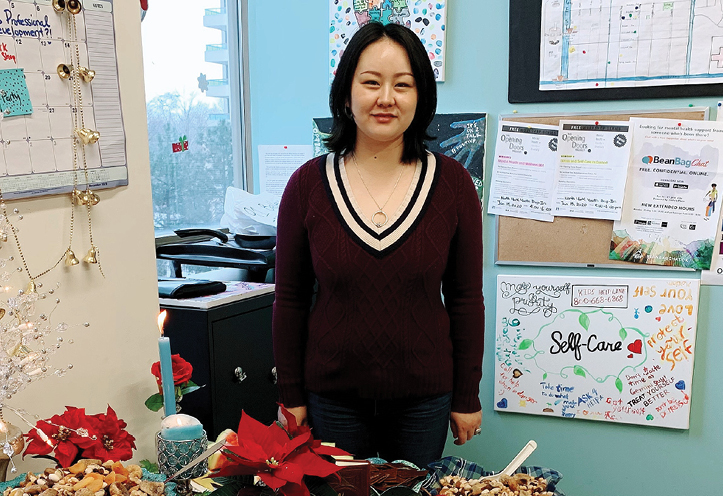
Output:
top-left (157, 310), bottom-right (176, 417)
top-left (159, 414), bottom-right (204, 441)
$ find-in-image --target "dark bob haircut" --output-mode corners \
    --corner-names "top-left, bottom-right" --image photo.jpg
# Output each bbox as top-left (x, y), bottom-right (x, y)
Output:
top-left (324, 22), bottom-right (437, 164)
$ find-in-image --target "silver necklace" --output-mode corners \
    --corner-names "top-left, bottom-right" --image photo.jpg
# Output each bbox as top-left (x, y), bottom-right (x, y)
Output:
top-left (351, 154), bottom-right (405, 228)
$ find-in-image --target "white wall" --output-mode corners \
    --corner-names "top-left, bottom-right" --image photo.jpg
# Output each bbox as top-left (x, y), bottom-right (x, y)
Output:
top-left (12, 1), bottom-right (160, 473)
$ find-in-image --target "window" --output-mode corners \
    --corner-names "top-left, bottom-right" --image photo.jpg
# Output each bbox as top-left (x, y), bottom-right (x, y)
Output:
top-left (141, 0), bottom-right (250, 238)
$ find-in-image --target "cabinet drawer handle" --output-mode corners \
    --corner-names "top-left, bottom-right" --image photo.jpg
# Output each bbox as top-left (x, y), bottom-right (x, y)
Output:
top-left (234, 367), bottom-right (247, 382)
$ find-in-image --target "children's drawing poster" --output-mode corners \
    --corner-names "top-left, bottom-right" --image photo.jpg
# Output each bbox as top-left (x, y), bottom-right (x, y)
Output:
top-left (495, 274), bottom-right (700, 429)
top-left (329, 0), bottom-right (447, 82)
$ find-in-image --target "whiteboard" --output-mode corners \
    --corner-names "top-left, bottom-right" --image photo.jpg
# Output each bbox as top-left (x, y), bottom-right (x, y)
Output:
top-left (495, 274), bottom-right (700, 429)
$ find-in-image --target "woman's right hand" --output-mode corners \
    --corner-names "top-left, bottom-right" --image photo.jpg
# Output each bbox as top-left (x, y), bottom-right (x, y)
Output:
top-left (278, 405), bottom-right (308, 427)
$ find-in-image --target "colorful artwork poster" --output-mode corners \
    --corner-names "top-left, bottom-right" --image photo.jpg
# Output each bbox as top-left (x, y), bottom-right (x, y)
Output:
top-left (610, 118), bottom-right (723, 269)
top-left (495, 274), bottom-right (700, 430)
top-left (313, 113), bottom-right (486, 200)
top-left (329, 0), bottom-right (447, 82)
top-left (700, 222), bottom-right (723, 285)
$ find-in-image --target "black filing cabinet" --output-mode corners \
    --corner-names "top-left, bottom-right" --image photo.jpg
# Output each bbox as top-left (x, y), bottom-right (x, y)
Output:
top-left (160, 292), bottom-right (278, 439)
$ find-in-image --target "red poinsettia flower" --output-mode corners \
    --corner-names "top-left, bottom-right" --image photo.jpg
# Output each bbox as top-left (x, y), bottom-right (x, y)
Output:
top-left (150, 354), bottom-right (193, 387)
top-left (277, 405), bottom-right (346, 458)
top-left (210, 408), bottom-right (349, 496)
top-left (83, 406), bottom-right (136, 462)
top-left (23, 407), bottom-right (99, 468)
top-left (23, 419), bottom-right (55, 457)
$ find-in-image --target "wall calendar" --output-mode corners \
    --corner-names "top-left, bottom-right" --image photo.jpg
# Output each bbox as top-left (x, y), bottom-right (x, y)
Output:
top-left (0, 0), bottom-right (126, 199)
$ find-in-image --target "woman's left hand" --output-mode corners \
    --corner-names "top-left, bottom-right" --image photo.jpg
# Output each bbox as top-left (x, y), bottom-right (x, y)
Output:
top-left (450, 410), bottom-right (482, 446)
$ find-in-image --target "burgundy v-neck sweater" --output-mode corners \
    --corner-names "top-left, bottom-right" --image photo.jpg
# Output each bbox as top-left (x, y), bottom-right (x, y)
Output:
top-left (272, 152), bottom-right (484, 413)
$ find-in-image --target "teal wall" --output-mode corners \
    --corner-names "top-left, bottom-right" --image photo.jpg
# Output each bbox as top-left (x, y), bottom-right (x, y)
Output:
top-left (247, 2), bottom-right (723, 495)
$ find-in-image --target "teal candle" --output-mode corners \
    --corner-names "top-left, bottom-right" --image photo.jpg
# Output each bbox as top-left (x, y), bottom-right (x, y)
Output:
top-left (160, 414), bottom-right (204, 441)
top-left (158, 336), bottom-right (176, 417)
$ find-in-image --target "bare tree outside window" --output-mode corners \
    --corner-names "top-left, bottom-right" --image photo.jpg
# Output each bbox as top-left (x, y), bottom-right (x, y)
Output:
top-left (142, 0), bottom-right (241, 235)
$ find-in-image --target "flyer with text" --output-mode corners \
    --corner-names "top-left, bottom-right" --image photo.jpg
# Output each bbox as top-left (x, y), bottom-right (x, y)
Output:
top-left (487, 121), bottom-right (558, 222)
top-left (554, 120), bottom-right (631, 220)
top-left (611, 118), bottom-right (723, 269)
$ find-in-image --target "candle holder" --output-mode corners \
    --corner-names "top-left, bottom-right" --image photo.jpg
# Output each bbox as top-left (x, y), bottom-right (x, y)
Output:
top-left (155, 431), bottom-right (208, 495)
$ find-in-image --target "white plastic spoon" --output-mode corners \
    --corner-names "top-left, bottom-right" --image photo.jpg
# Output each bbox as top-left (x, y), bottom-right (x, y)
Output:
top-left (478, 440), bottom-right (537, 482)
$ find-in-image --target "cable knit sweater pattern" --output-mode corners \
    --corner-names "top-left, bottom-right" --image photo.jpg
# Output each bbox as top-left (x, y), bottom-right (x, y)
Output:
top-left (272, 152), bottom-right (484, 413)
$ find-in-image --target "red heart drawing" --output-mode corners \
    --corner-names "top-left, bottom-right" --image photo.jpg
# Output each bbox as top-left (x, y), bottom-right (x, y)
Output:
top-left (627, 339), bottom-right (642, 354)
top-left (628, 354), bottom-right (633, 358)
top-left (655, 316), bottom-right (661, 321)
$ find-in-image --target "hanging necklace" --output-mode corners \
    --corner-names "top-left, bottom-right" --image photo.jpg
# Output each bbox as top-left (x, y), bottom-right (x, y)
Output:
top-left (351, 154), bottom-right (404, 228)
top-left (66, 9), bottom-right (103, 276)
top-left (0, 5), bottom-right (103, 295)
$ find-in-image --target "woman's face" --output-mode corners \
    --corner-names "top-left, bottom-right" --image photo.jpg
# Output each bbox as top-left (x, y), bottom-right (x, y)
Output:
top-left (348, 38), bottom-right (418, 149)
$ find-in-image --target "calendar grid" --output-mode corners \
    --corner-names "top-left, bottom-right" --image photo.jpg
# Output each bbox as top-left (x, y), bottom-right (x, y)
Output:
top-left (0, 0), bottom-right (127, 200)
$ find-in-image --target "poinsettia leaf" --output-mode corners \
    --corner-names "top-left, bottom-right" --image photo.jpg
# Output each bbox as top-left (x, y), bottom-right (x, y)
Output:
top-left (258, 471), bottom-right (287, 490)
top-left (55, 440), bottom-right (80, 468)
top-left (225, 440), bottom-right (269, 464)
top-left (273, 461), bottom-right (305, 484)
top-left (267, 421), bottom-right (296, 448)
top-left (272, 431), bottom-right (311, 460)
top-left (238, 411), bottom-right (275, 446)
top-left (144, 394), bottom-right (164, 412)
top-left (287, 452), bottom-right (341, 478)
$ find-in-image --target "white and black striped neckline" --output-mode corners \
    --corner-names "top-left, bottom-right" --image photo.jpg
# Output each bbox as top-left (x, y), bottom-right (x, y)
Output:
top-left (320, 152), bottom-right (440, 258)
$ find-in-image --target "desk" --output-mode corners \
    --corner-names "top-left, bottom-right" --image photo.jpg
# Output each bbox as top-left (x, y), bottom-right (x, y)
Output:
top-left (160, 289), bottom-right (278, 438)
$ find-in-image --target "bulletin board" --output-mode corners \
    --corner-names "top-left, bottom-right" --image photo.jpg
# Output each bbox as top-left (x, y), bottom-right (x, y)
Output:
top-left (495, 108), bottom-right (708, 268)
top-left (495, 274), bottom-right (700, 429)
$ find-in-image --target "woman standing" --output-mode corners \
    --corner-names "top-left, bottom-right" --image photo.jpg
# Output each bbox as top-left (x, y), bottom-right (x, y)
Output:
top-left (272, 22), bottom-right (484, 468)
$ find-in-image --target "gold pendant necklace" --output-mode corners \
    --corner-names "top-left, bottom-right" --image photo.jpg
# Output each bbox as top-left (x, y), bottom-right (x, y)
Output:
top-left (351, 154), bottom-right (405, 229)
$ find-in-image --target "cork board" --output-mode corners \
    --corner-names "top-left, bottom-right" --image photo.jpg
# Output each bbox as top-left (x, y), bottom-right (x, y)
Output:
top-left (495, 108), bottom-right (709, 267)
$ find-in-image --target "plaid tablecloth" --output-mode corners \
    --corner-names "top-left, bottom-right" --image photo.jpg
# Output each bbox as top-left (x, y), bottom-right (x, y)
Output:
top-left (422, 456), bottom-right (565, 496)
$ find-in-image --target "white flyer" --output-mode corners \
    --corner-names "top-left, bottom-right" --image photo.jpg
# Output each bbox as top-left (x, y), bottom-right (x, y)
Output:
top-left (554, 120), bottom-right (631, 220)
top-left (611, 118), bottom-right (723, 269)
top-left (487, 121), bottom-right (559, 222)
top-left (258, 145), bottom-right (313, 196)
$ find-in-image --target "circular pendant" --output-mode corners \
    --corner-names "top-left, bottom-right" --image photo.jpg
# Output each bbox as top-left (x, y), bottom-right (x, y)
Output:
top-left (372, 210), bottom-right (388, 228)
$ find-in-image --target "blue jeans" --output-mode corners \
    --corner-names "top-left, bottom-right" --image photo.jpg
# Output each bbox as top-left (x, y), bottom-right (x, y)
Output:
top-left (307, 391), bottom-right (452, 468)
